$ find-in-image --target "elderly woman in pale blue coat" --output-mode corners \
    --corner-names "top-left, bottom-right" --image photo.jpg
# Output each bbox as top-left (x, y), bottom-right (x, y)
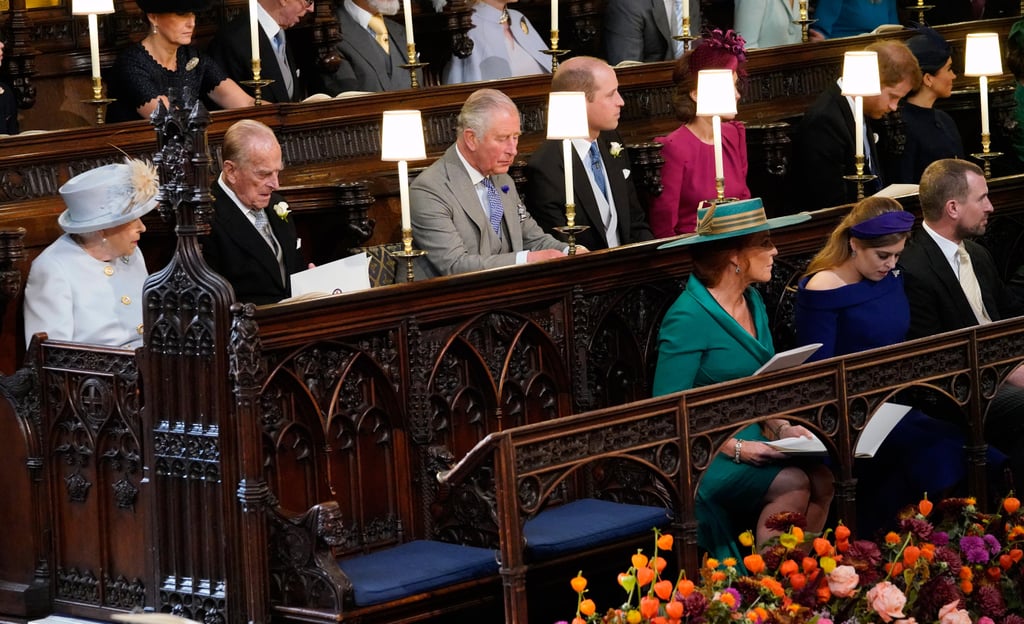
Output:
top-left (734, 0), bottom-right (803, 49)
top-left (443, 0), bottom-right (550, 84)
top-left (23, 159), bottom-right (158, 348)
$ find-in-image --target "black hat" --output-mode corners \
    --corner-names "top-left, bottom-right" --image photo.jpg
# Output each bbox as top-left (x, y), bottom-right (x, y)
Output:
top-left (136, 0), bottom-right (209, 14)
top-left (906, 27), bottom-right (952, 75)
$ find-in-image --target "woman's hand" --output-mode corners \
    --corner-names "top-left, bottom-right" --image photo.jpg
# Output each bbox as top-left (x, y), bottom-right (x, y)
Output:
top-left (730, 439), bottom-right (786, 465)
top-left (779, 424), bottom-right (815, 439)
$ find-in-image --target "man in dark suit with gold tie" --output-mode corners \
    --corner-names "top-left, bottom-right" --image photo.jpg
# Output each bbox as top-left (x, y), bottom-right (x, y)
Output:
top-left (325, 0), bottom-right (417, 93)
top-left (203, 120), bottom-right (305, 304)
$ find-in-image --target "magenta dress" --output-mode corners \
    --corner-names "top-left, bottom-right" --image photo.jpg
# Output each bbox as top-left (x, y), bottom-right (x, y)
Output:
top-left (650, 122), bottom-right (751, 238)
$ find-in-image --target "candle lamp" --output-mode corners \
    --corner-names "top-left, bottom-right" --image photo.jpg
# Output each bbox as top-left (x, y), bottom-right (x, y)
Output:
top-left (965, 32), bottom-right (1004, 178)
top-left (792, 0), bottom-right (818, 43)
top-left (542, 0), bottom-right (569, 71)
top-left (239, 0), bottom-right (274, 104)
top-left (906, 0), bottom-right (935, 27)
top-left (546, 91), bottom-right (591, 254)
top-left (398, 0), bottom-right (428, 88)
top-left (696, 69), bottom-right (738, 205)
top-left (840, 51), bottom-right (880, 200)
top-left (72, 0), bottom-right (116, 125)
top-left (381, 110), bottom-right (428, 282)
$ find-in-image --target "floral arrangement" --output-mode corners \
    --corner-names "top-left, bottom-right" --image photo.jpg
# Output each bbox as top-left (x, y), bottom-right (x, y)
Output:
top-left (560, 494), bottom-right (1024, 624)
top-left (273, 201), bottom-right (291, 221)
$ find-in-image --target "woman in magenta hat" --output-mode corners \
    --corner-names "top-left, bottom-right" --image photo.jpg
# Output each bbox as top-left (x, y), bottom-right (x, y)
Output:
top-left (106, 0), bottom-right (253, 123)
top-left (649, 30), bottom-right (751, 238)
top-left (23, 159), bottom-right (159, 347)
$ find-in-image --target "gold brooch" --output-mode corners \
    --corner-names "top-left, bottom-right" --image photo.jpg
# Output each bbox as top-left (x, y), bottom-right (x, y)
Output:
top-left (185, 57), bottom-right (199, 71)
top-left (520, 16), bottom-right (529, 35)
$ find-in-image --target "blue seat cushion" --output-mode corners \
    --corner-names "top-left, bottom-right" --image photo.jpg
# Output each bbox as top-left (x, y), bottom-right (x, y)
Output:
top-left (338, 540), bottom-right (499, 606)
top-left (524, 498), bottom-right (671, 560)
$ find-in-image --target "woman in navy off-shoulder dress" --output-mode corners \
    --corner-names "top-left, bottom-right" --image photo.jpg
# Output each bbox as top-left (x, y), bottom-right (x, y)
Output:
top-left (795, 197), bottom-right (997, 536)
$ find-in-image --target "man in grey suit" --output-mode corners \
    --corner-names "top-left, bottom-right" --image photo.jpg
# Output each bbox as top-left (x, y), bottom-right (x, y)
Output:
top-left (325, 0), bottom-right (417, 93)
top-left (410, 89), bottom-right (577, 278)
top-left (604, 0), bottom-right (700, 65)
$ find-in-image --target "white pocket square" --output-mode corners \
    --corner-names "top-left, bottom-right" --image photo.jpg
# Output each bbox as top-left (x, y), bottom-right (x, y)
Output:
top-left (623, 169), bottom-right (631, 179)
top-left (296, 237), bottom-right (302, 249)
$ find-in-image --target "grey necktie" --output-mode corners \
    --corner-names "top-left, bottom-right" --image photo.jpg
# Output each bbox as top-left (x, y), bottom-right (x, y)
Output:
top-left (252, 208), bottom-right (285, 282)
top-left (273, 30), bottom-right (294, 98)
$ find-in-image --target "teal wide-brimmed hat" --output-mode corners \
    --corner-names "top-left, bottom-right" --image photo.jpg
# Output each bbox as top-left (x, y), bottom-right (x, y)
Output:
top-left (658, 198), bottom-right (811, 249)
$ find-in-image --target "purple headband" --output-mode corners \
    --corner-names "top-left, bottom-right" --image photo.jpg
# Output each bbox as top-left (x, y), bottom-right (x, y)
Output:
top-left (849, 211), bottom-right (916, 239)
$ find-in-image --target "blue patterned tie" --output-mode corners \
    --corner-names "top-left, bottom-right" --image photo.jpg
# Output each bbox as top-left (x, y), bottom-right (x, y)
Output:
top-left (589, 142), bottom-right (608, 199)
top-left (482, 177), bottom-right (504, 236)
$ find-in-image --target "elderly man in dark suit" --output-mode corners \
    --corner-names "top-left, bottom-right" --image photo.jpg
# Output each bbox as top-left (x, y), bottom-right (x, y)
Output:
top-left (901, 158), bottom-right (1024, 489)
top-left (206, 0), bottom-right (315, 103)
top-left (410, 88), bottom-right (574, 278)
top-left (324, 0), bottom-right (416, 93)
top-left (524, 56), bottom-right (653, 251)
top-left (203, 120), bottom-right (305, 304)
top-left (604, 0), bottom-right (699, 65)
top-left (789, 39), bottom-right (920, 211)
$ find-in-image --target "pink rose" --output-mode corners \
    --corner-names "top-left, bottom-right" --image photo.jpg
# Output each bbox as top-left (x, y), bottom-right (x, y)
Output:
top-left (939, 600), bottom-right (972, 624)
top-left (866, 581), bottom-right (907, 623)
top-left (827, 565), bottom-right (860, 598)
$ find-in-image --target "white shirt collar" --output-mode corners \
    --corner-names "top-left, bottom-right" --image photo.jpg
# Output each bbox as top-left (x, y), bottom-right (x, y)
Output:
top-left (922, 220), bottom-right (961, 273)
top-left (345, 0), bottom-right (374, 30)
top-left (455, 143), bottom-right (488, 186)
top-left (218, 174), bottom-right (260, 222)
top-left (257, 3), bottom-right (283, 43)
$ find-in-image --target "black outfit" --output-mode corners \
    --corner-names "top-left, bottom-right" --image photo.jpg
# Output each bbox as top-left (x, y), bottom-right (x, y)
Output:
top-left (524, 131), bottom-right (653, 251)
top-left (883, 102), bottom-right (964, 184)
top-left (0, 80), bottom-right (18, 134)
top-left (206, 15), bottom-right (308, 104)
top-left (901, 228), bottom-right (1023, 339)
top-left (789, 83), bottom-right (884, 211)
top-left (106, 43), bottom-right (230, 123)
top-left (901, 227), bottom-right (1024, 491)
top-left (203, 181), bottom-right (304, 305)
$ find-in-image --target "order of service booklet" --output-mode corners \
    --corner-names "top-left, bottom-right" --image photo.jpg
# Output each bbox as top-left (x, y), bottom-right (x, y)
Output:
top-left (753, 343), bottom-right (822, 375)
top-left (766, 402), bottom-right (912, 458)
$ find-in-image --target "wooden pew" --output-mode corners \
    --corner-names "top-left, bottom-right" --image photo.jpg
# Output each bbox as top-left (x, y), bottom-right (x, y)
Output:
top-left (3, 157), bottom-right (1024, 624)
top-left (437, 314), bottom-right (1024, 623)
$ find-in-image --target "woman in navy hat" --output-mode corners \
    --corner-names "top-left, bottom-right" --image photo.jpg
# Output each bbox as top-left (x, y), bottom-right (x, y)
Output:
top-left (795, 197), bottom-right (1003, 534)
top-left (106, 0), bottom-right (254, 123)
top-left (650, 30), bottom-right (751, 239)
top-left (883, 27), bottom-right (964, 184)
top-left (653, 198), bottom-right (833, 566)
top-left (23, 159), bottom-right (159, 347)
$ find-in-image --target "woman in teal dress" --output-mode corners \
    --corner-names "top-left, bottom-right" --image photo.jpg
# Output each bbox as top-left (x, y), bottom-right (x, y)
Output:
top-left (653, 198), bottom-right (834, 564)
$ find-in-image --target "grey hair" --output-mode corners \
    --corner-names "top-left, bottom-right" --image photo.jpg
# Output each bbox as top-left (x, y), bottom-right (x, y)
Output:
top-left (456, 88), bottom-right (519, 136)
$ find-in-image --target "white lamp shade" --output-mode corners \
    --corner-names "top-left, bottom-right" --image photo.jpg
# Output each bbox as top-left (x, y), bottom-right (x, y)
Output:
top-left (546, 92), bottom-right (590, 140)
top-left (964, 33), bottom-right (1003, 77)
top-left (695, 70), bottom-right (737, 116)
top-left (381, 110), bottom-right (426, 161)
top-left (840, 51), bottom-right (881, 96)
top-left (72, 0), bottom-right (114, 14)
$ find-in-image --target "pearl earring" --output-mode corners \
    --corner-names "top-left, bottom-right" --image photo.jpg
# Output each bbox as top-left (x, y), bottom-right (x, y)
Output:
top-left (734, 265), bottom-right (740, 274)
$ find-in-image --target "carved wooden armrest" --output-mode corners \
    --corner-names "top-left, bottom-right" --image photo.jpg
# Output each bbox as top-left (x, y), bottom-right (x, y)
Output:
top-left (0, 227), bottom-right (26, 322)
top-left (311, 2), bottom-right (344, 74)
top-left (745, 121), bottom-right (792, 178)
top-left (268, 500), bottom-right (354, 611)
top-left (336, 180), bottom-right (376, 245)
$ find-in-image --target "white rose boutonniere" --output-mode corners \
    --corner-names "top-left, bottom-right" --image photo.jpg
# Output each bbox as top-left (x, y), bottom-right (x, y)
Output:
top-left (609, 142), bottom-right (624, 157)
top-left (273, 201), bottom-right (291, 221)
